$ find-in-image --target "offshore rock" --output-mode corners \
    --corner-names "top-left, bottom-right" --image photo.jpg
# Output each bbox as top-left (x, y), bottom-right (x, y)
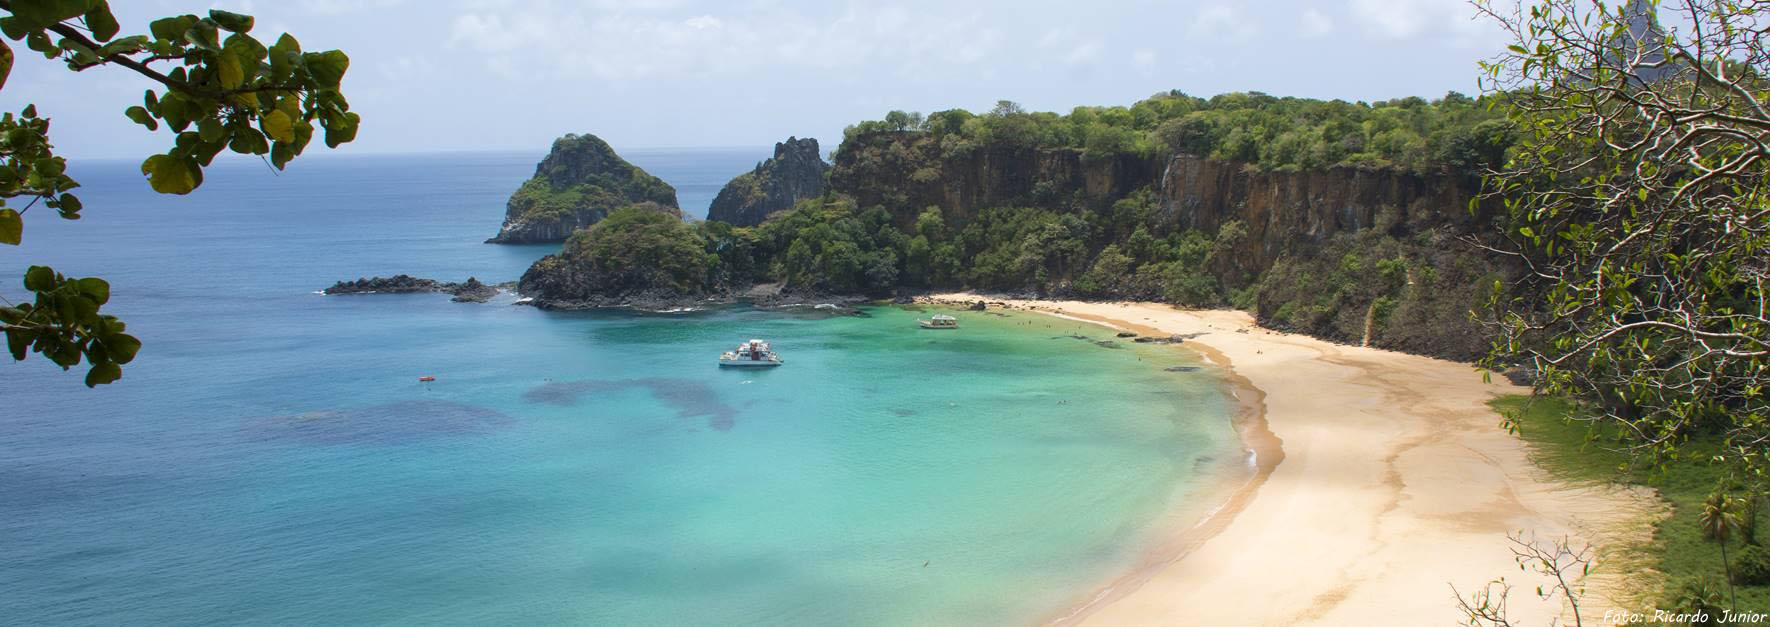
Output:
top-left (486, 133), bottom-right (680, 244)
top-left (707, 137), bottom-right (829, 227)
top-left (323, 275), bottom-right (506, 303)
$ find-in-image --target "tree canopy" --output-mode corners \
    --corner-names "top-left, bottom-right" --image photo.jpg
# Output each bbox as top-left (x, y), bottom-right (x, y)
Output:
top-left (1475, 0), bottom-right (1768, 475)
top-left (841, 90), bottom-right (1515, 174)
top-left (0, 1), bottom-right (359, 386)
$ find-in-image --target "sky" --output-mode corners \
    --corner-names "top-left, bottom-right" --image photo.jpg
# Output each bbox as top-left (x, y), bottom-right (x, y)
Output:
top-left (2, 0), bottom-right (1511, 160)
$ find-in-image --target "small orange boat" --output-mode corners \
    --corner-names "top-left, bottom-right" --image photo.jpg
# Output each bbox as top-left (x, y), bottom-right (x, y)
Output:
top-left (417, 376), bottom-right (436, 382)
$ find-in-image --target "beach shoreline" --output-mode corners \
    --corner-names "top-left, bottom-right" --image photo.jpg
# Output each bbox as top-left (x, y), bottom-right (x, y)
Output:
top-left (920, 294), bottom-right (1659, 626)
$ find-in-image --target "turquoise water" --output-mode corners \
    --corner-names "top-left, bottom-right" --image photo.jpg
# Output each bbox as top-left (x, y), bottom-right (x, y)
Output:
top-left (0, 152), bottom-right (1241, 625)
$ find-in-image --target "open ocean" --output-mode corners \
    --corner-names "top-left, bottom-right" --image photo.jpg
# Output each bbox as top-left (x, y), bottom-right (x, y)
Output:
top-left (0, 149), bottom-right (1241, 625)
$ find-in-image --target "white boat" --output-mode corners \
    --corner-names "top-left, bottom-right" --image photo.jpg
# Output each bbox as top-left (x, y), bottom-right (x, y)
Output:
top-left (918, 314), bottom-right (958, 329)
top-left (719, 339), bottom-right (783, 367)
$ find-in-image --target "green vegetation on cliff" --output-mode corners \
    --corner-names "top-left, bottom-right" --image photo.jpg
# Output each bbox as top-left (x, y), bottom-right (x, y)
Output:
top-left (489, 133), bottom-right (679, 244)
top-left (843, 91), bottom-right (1514, 174)
top-left (519, 206), bottom-right (713, 302)
top-left (521, 92), bottom-right (1516, 360)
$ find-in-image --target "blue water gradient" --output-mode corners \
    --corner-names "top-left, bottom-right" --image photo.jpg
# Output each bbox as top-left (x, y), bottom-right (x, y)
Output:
top-left (0, 152), bottom-right (1240, 625)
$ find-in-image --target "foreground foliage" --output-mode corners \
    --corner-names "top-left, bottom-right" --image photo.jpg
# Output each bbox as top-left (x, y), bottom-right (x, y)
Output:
top-left (1, 0), bottom-right (357, 385)
top-left (1475, 0), bottom-right (1768, 476)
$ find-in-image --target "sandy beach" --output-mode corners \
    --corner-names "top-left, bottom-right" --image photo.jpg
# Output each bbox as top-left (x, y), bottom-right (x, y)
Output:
top-left (924, 295), bottom-right (1660, 626)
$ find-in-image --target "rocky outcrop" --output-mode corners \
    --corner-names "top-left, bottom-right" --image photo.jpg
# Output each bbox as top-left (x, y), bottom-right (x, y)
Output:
top-left (448, 277), bottom-right (498, 303)
top-left (830, 130), bottom-right (1488, 277)
top-left (829, 134), bottom-right (1154, 227)
top-left (707, 137), bottom-right (830, 226)
top-left (323, 275), bottom-right (506, 302)
top-left (1152, 154), bottom-right (1485, 274)
top-left (486, 133), bottom-right (680, 244)
top-left (323, 275), bottom-right (443, 294)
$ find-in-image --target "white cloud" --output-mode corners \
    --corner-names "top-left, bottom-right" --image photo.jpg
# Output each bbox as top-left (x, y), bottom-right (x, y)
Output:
top-left (299, 0), bottom-right (405, 15)
top-left (445, 2), bottom-right (1011, 81)
top-left (1064, 41), bottom-right (1104, 66)
top-left (1300, 8), bottom-right (1334, 37)
top-left (1190, 4), bottom-right (1257, 40)
top-left (1350, 0), bottom-right (1429, 38)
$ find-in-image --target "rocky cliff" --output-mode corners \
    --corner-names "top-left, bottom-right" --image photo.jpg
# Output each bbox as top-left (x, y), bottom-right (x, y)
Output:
top-left (827, 131), bottom-right (1507, 359)
top-left (830, 133), bottom-right (1485, 278)
top-left (1152, 155), bottom-right (1484, 274)
top-left (486, 133), bottom-right (680, 244)
top-left (829, 133), bottom-right (1154, 228)
top-left (707, 137), bottom-right (830, 226)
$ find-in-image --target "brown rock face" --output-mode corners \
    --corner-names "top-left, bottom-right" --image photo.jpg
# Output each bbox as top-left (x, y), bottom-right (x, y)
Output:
top-left (829, 130), bottom-right (1483, 276)
top-left (828, 133), bottom-right (1154, 227)
top-left (707, 137), bottom-right (829, 227)
top-left (1152, 155), bottom-right (1483, 273)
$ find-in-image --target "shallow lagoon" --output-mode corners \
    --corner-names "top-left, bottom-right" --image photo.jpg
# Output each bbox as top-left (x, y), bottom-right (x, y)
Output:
top-left (1, 154), bottom-right (1241, 625)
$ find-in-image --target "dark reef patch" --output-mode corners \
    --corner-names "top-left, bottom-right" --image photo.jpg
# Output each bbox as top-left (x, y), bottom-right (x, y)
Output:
top-left (249, 400), bottom-right (513, 444)
top-left (525, 378), bottom-right (739, 431)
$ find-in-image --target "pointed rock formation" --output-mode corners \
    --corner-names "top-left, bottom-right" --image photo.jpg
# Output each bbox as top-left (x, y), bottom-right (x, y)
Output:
top-left (486, 133), bottom-right (680, 244)
top-left (707, 137), bottom-right (829, 227)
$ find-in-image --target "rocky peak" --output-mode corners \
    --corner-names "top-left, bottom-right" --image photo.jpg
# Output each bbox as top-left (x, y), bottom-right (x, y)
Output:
top-left (486, 133), bottom-right (680, 244)
top-left (707, 136), bottom-right (830, 227)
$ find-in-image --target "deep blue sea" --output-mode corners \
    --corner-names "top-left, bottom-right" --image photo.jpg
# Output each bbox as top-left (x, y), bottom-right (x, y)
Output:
top-left (0, 151), bottom-right (1241, 625)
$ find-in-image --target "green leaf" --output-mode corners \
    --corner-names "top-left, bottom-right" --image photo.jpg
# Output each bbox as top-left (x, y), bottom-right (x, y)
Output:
top-left (209, 10), bottom-right (254, 33)
top-left (84, 360), bottom-right (121, 387)
top-left (56, 193), bottom-right (81, 217)
top-left (84, 2), bottom-right (120, 42)
top-left (105, 332), bottom-right (140, 363)
top-left (124, 105), bottom-right (157, 130)
top-left (268, 33), bottom-right (299, 80)
top-left (304, 50), bottom-right (349, 88)
top-left (0, 39), bottom-right (12, 92)
top-left (140, 154), bottom-right (197, 194)
top-left (228, 127), bottom-right (268, 155)
top-left (198, 117), bottom-right (224, 143)
top-left (261, 109), bottom-right (294, 143)
top-left (0, 208), bottom-right (20, 245)
top-left (76, 277), bottom-right (109, 304)
top-left (97, 34), bottom-right (148, 56)
top-left (6, 327), bottom-right (31, 361)
top-left (186, 18), bottom-right (220, 51)
top-left (271, 139), bottom-right (296, 170)
top-left (216, 49), bottom-right (244, 89)
top-left (9, 0), bottom-right (96, 32)
top-left (23, 265), bottom-right (56, 291)
top-left (26, 30), bottom-right (54, 57)
top-left (0, 17), bottom-right (28, 41)
top-left (323, 111), bottom-right (360, 148)
top-left (156, 92), bottom-right (190, 130)
top-left (148, 15), bottom-right (196, 42)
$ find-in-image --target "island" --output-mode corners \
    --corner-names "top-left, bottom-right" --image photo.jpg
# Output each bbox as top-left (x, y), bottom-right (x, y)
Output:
top-left (485, 133), bottom-right (680, 244)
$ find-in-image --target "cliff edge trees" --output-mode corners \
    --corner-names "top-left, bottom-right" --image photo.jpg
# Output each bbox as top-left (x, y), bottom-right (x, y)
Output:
top-left (707, 137), bottom-right (829, 227)
top-left (487, 133), bottom-right (679, 244)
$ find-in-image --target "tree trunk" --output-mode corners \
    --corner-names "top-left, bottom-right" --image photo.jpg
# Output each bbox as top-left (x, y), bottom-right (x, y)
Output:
top-left (1722, 540), bottom-right (1736, 612)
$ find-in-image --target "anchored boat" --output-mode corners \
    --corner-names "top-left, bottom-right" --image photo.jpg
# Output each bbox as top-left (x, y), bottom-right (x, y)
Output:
top-left (917, 314), bottom-right (958, 329)
top-left (719, 339), bottom-right (783, 367)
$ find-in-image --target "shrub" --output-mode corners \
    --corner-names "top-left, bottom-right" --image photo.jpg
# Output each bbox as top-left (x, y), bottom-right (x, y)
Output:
top-left (1662, 577), bottom-right (1727, 625)
top-left (1736, 545), bottom-right (1770, 587)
